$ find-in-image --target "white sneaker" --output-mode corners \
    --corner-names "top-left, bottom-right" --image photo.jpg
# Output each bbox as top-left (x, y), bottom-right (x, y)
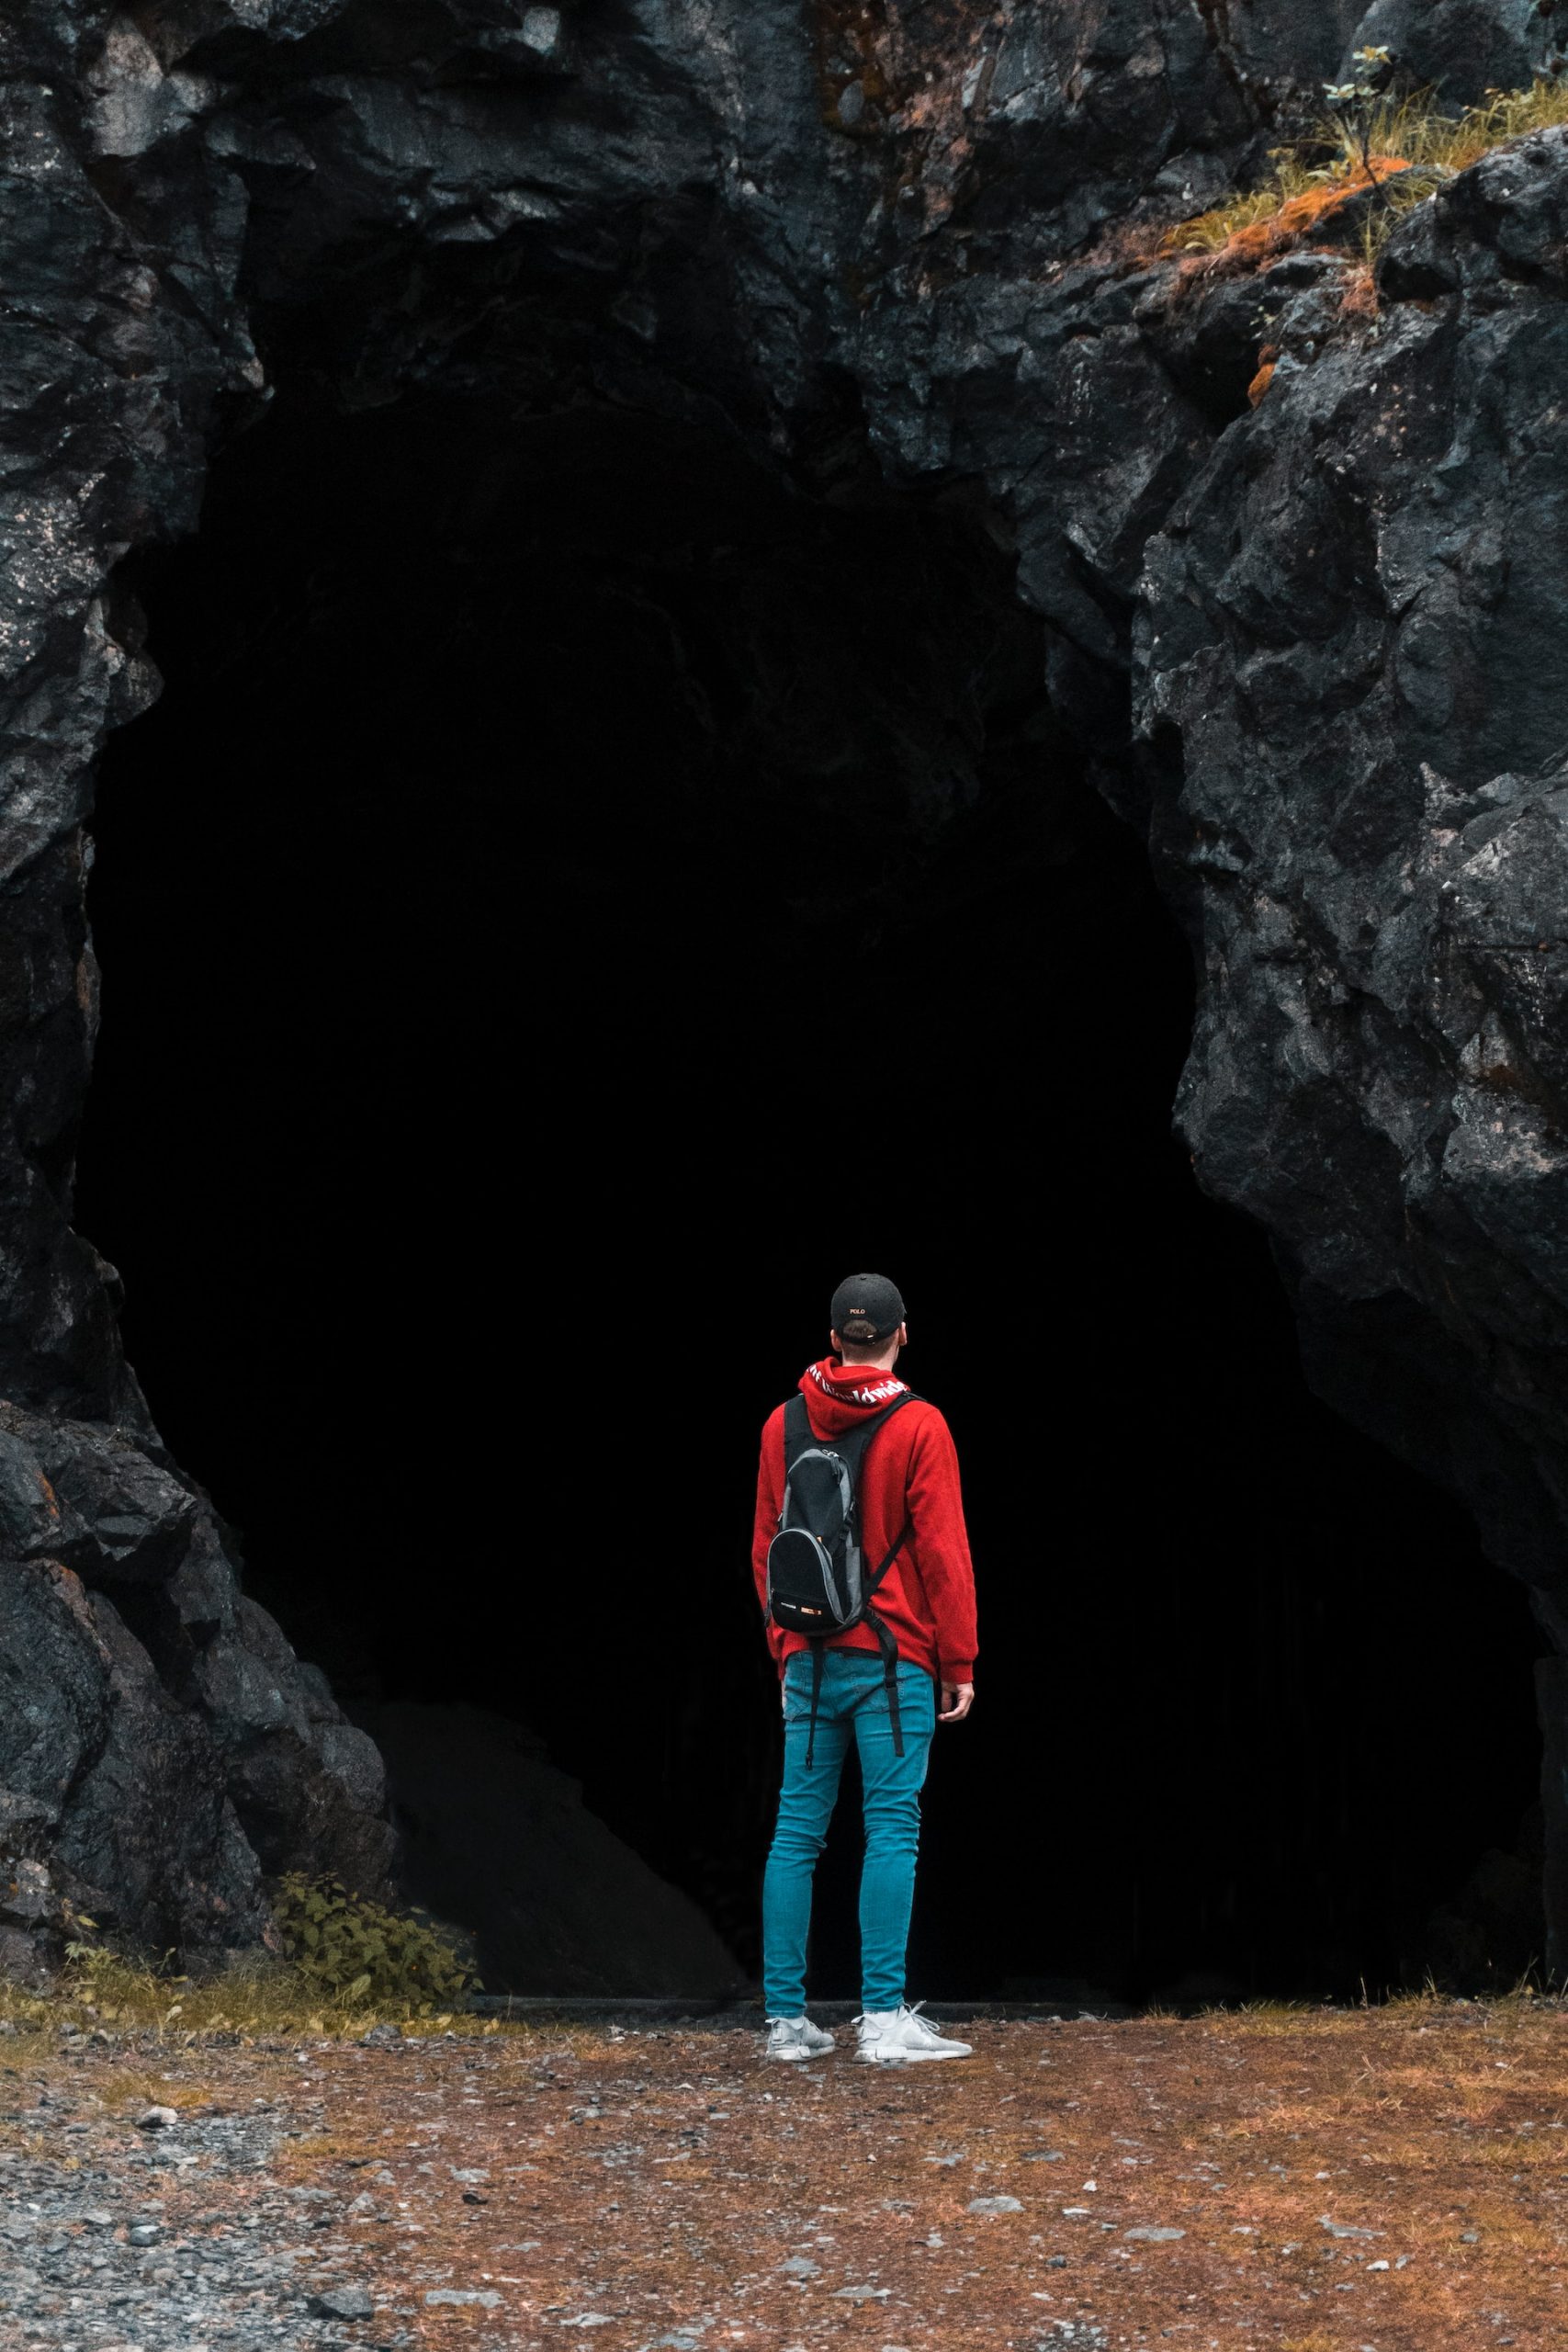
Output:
top-left (765, 2015), bottom-right (837, 2062)
top-left (855, 2003), bottom-right (973, 2064)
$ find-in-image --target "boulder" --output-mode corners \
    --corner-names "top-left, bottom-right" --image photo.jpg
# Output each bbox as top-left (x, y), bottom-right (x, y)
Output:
top-left (355, 1702), bottom-right (743, 1998)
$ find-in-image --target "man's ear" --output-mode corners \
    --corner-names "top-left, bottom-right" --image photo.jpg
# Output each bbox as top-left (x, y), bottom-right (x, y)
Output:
top-left (829, 1329), bottom-right (842, 1356)
top-left (896, 1322), bottom-right (908, 1351)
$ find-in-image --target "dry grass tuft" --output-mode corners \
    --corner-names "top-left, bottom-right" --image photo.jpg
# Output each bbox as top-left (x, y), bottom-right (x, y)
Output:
top-left (268, 2125), bottom-right (387, 2177)
top-left (1168, 152), bottom-right (1413, 271)
top-left (94, 2065), bottom-right (224, 2113)
top-left (1, 1945), bottom-right (504, 2048)
top-left (1165, 76), bottom-right (1568, 277)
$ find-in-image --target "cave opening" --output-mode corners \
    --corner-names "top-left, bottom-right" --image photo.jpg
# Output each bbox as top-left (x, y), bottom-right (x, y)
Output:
top-left (80, 369), bottom-right (1549, 2006)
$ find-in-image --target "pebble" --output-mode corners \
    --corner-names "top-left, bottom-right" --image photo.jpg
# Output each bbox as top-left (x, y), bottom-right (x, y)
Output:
top-left (1123, 2225), bottom-right (1184, 2243)
top-left (0, 2075), bottom-right (393, 2352)
top-left (833, 2285), bottom-right (891, 2302)
top-left (425, 2286), bottom-right (504, 2307)
top-left (1024, 2150), bottom-right (1065, 2163)
top-left (136, 2107), bottom-right (179, 2132)
top-left (969, 2195), bottom-right (1023, 2214)
top-left (308, 2283), bottom-right (377, 2319)
top-left (778, 2256), bottom-right (821, 2278)
top-left (1319, 2215), bottom-right (1380, 2240)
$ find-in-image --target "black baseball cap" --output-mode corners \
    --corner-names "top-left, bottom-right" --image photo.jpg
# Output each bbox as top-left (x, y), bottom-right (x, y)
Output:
top-left (830, 1272), bottom-right (907, 1342)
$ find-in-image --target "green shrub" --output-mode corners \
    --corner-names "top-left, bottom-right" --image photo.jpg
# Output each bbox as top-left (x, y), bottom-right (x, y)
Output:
top-left (273, 1874), bottom-right (478, 2012)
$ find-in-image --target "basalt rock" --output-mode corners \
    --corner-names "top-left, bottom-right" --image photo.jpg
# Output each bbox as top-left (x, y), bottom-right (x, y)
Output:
top-left (1137, 126), bottom-right (1568, 1608)
top-left (5, 0), bottom-right (1568, 1960)
top-left (0, 1408), bottom-right (390, 1960)
top-left (354, 1703), bottom-right (744, 1998)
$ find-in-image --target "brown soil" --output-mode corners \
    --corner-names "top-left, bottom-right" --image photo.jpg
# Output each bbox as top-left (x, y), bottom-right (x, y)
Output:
top-left (16, 2002), bottom-right (1568, 2348)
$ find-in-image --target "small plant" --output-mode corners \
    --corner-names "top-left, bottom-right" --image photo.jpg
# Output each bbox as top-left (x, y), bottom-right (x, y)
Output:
top-left (1324, 45), bottom-right (1396, 191)
top-left (273, 1874), bottom-right (477, 2013)
top-left (1165, 72), bottom-right (1568, 275)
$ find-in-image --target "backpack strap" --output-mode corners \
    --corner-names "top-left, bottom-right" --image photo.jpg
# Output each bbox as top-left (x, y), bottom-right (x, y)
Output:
top-left (829, 1389), bottom-right (918, 1548)
top-left (852, 1398), bottom-right (919, 1753)
top-left (781, 1393), bottom-right (813, 1474)
top-left (862, 1516), bottom-right (913, 1757)
top-left (827, 1388), bottom-right (919, 1479)
top-left (864, 1515), bottom-right (913, 1600)
top-left (862, 1604), bottom-right (906, 1758)
top-left (805, 1638), bottom-right (826, 1771)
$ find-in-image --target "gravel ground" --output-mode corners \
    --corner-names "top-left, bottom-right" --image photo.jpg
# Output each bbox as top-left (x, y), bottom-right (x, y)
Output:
top-left (0, 2043), bottom-right (396, 2351)
top-left (5, 2003), bottom-right (1568, 2351)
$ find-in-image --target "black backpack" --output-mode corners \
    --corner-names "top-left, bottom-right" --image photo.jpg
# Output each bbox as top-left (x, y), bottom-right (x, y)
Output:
top-left (765, 1390), bottom-right (918, 1765)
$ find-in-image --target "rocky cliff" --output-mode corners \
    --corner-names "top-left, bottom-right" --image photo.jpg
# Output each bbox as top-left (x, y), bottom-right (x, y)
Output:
top-left (5, 0), bottom-right (1568, 1968)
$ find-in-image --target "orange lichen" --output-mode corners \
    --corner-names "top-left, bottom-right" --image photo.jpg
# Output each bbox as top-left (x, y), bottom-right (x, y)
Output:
top-left (1247, 345), bottom-right (1280, 405)
top-left (1170, 153), bottom-right (1413, 277)
top-left (1339, 261), bottom-right (1382, 318)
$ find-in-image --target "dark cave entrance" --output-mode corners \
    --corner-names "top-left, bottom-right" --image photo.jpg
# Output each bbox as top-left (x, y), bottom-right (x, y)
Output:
top-left (81, 377), bottom-right (1549, 2005)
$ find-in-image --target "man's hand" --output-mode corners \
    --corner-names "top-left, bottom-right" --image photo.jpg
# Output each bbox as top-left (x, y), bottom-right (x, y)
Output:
top-left (939, 1681), bottom-right (975, 1724)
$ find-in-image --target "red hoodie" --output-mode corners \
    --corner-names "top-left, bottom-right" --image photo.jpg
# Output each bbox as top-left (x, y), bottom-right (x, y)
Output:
top-left (751, 1358), bottom-right (978, 1685)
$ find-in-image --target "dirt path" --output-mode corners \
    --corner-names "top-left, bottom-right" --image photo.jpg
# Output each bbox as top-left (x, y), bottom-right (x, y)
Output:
top-left (4, 2001), bottom-right (1566, 2351)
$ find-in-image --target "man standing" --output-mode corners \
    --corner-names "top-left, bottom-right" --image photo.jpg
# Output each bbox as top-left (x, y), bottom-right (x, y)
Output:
top-left (751, 1272), bottom-right (978, 2064)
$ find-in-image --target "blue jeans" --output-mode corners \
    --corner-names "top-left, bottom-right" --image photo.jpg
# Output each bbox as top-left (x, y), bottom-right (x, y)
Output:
top-left (762, 1648), bottom-right (936, 2017)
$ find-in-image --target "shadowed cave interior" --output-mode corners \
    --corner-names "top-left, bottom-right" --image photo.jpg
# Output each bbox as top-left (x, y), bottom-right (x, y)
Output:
top-left (77, 376), bottom-right (1549, 2006)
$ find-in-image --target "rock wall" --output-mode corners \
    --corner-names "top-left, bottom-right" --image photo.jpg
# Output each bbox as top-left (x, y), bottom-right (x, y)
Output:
top-left (0, 1405), bottom-right (392, 1972)
top-left (5, 0), bottom-right (1568, 1960)
top-left (1141, 135), bottom-right (1568, 1609)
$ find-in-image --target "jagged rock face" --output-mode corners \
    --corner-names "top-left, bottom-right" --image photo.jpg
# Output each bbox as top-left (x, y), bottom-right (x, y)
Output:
top-left (1137, 131), bottom-right (1568, 1617)
top-left (3, 0), bottom-right (1567, 1956)
top-left (1356, 0), bottom-right (1568, 96)
top-left (0, 1402), bottom-right (391, 1969)
top-left (0, 1557), bottom-right (263, 1973)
